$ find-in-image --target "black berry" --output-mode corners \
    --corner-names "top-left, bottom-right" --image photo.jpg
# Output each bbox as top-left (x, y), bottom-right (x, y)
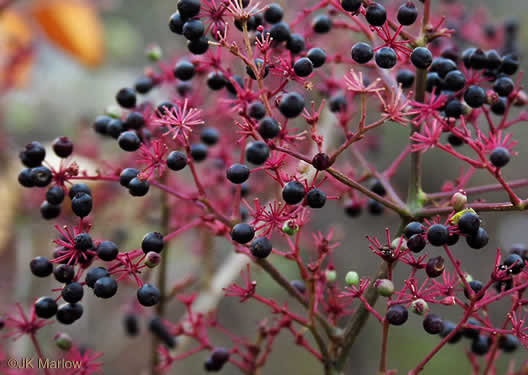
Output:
top-left (226, 164), bottom-right (250, 184)
top-left (30, 256), bottom-right (53, 277)
top-left (427, 224), bottom-right (449, 246)
top-left (137, 284), bottom-right (161, 306)
top-left (231, 223), bottom-right (255, 244)
top-left (94, 277), bottom-right (118, 298)
top-left (142, 232), bottom-right (165, 254)
top-left (306, 188), bottom-right (326, 208)
top-left (282, 181), bottom-right (305, 205)
top-left (250, 237), bottom-right (273, 258)
top-left (386, 305), bottom-right (408, 325)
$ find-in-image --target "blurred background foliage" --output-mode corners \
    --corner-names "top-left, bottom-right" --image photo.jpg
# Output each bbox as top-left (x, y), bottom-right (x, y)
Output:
top-left (0, 0), bottom-right (528, 374)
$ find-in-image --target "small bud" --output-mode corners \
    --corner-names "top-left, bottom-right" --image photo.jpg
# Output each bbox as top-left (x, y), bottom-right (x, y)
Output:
top-left (486, 89), bottom-right (500, 105)
top-left (145, 251), bottom-right (161, 268)
top-left (326, 269), bottom-right (337, 283)
top-left (391, 237), bottom-right (407, 251)
top-left (439, 296), bottom-right (456, 306)
top-left (375, 279), bottom-right (394, 297)
top-left (411, 298), bottom-right (429, 315)
top-left (146, 43), bottom-right (163, 61)
top-left (55, 332), bottom-right (73, 351)
top-left (513, 90), bottom-right (528, 106)
top-left (345, 271), bottom-right (360, 287)
top-left (312, 153), bottom-right (331, 171)
top-left (282, 220), bottom-right (299, 236)
top-left (451, 191), bottom-right (467, 211)
top-left (105, 105), bottom-right (122, 119)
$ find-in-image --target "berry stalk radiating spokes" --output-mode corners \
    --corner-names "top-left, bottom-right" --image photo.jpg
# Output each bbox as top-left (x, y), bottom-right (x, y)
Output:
top-left (8, 0), bottom-right (528, 374)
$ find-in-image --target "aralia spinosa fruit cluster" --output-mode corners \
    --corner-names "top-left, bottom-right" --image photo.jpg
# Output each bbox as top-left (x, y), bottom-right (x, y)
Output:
top-left (5, 0), bottom-right (528, 374)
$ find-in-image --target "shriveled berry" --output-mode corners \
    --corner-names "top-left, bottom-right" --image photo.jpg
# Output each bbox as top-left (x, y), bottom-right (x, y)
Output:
top-left (250, 237), bottom-right (272, 258)
top-left (137, 284), bottom-right (161, 306)
top-left (231, 223), bottom-right (255, 244)
top-left (426, 256), bottom-right (445, 278)
top-left (142, 232), bottom-right (164, 254)
top-left (386, 305), bottom-right (408, 326)
top-left (30, 256), bottom-right (53, 277)
top-left (226, 164), bottom-right (250, 184)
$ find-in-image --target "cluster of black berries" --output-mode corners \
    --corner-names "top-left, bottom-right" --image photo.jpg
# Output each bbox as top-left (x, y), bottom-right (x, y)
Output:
top-left (494, 244), bottom-right (528, 293)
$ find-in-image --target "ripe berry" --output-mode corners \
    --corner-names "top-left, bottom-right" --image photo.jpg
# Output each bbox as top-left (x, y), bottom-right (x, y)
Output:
top-left (367, 199), bottom-right (384, 215)
top-left (258, 117), bottom-right (280, 139)
top-left (40, 201), bottom-right (61, 220)
top-left (72, 192), bottom-right (92, 218)
top-left (188, 36), bottom-right (209, 55)
top-left (423, 314), bottom-right (443, 335)
top-left (312, 153), bottom-right (331, 171)
top-left (279, 92), bottom-right (305, 118)
top-left (447, 232), bottom-right (459, 246)
top-left (396, 69), bottom-right (415, 88)
top-left (351, 42), bottom-right (373, 64)
top-left (427, 224), bottom-right (449, 246)
top-left (20, 141), bottom-right (46, 167)
top-left (93, 115), bottom-right (111, 134)
top-left (124, 313), bottom-right (140, 336)
top-left (462, 317), bottom-right (481, 339)
top-left (52, 137), bottom-right (73, 158)
top-left (286, 34), bottom-right (305, 54)
top-left (135, 76), bottom-right (154, 94)
top-left (500, 54), bottom-right (520, 75)
top-left (54, 264), bottom-right (75, 283)
top-left (365, 3), bottom-right (387, 26)
top-left (30, 166), bottom-right (53, 187)
top-left (250, 237), bottom-right (273, 258)
top-left (466, 227), bottom-right (489, 249)
top-left (246, 141), bottom-right (269, 165)
top-left (118, 131), bottom-right (141, 152)
top-left (205, 348), bottom-right (230, 371)
top-left (35, 297), bottom-right (58, 319)
top-left (458, 212), bottom-right (480, 235)
top-left (85, 267), bottom-right (110, 288)
top-left (248, 101), bottom-right (266, 119)
top-left (464, 85), bottom-right (486, 108)
top-left (177, 0), bottom-right (201, 19)
top-left (307, 48), bottom-right (326, 68)
top-left (407, 234), bottom-right (426, 253)
top-left (207, 71), bottom-right (225, 90)
top-left (444, 70), bottom-right (466, 91)
top-left (56, 303), bottom-right (83, 325)
top-left (491, 97), bottom-right (507, 115)
top-left (94, 277), bottom-right (118, 298)
top-left (431, 57), bottom-right (457, 78)
top-left (472, 335), bottom-right (491, 356)
top-left (246, 59), bottom-right (269, 80)
top-left (198, 129), bottom-right (219, 147)
top-left (445, 99), bottom-right (464, 118)
top-left (270, 22), bottom-right (290, 42)
top-left (116, 87), bottom-right (136, 108)
top-left (468, 49), bottom-right (487, 70)
top-left (62, 282), bottom-right (84, 303)
top-left (231, 223), bottom-right (255, 244)
top-left (493, 76), bottom-right (514, 97)
top-left (107, 118), bottom-right (124, 138)
top-left (411, 47), bottom-right (433, 69)
top-left (282, 181), bottom-right (305, 205)
top-left (489, 146), bottom-right (510, 168)
top-left (504, 253), bottom-right (525, 274)
top-left (312, 15), bottom-right (332, 33)
top-left (264, 3), bottom-right (283, 24)
top-left (96, 241), bottom-right (119, 261)
top-left (149, 317), bottom-right (176, 348)
top-left (74, 233), bottom-right (93, 251)
top-left (397, 2), bottom-right (418, 26)
top-left (137, 284), bottom-right (161, 306)
top-left (166, 151), bottom-right (187, 171)
top-left (119, 168), bottom-right (140, 187)
top-left (498, 334), bottom-right (519, 353)
top-left (124, 112), bottom-right (145, 131)
top-left (30, 256), bottom-right (53, 277)
top-left (18, 168), bottom-right (34, 188)
top-left (69, 184), bottom-right (91, 199)
top-left (128, 177), bottom-right (150, 196)
top-left (226, 164), bottom-right (250, 184)
top-left (440, 321), bottom-right (462, 343)
top-left (404, 221), bottom-right (425, 239)
top-left (306, 188), bottom-right (326, 208)
top-left (341, 0), bottom-right (361, 12)
top-left (183, 19), bottom-right (204, 41)
top-left (375, 47), bottom-right (397, 69)
top-left (464, 280), bottom-right (484, 300)
top-left (426, 72), bottom-right (443, 92)
top-left (190, 143), bottom-right (208, 162)
top-left (485, 49), bottom-right (502, 69)
top-left (142, 232), bottom-right (164, 254)
top-left (328, 94), bottom-right (346, 113)
top-left (386, 305), bottom-right (408, 326)
top-left (293, 57), bottom-right (313, 77)
top-left (46, 186), bottom-right (65, 205)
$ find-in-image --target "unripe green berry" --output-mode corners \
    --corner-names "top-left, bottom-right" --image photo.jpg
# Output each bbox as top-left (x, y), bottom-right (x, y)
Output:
top-left (391, 238), bottom-right (407, 251)
top-left (411, 298), bottom-right (430, 315)
top-left (375, 279), bottom-right (394, 297)
top-left (145, 252), bottom-right (161, 268)
top-left (146, 44), bottom-right (163, 61)
top-left (282, 220), bottom-right (299, 236)
top-left (55, 332), bottom-right (73, 351)
top-left (326, 269), bottom-right (337, 283)
top-left (345, 271), bottom-right (360, 287)
top-left (105, 105), bottom-right (122, 119)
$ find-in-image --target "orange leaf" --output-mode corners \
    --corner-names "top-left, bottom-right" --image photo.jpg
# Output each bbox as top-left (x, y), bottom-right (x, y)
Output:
top-left (32, 0), bottom-right (104, 67)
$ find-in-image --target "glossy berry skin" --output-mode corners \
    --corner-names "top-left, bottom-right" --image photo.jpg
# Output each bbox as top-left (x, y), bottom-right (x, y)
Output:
top-left (489, 147), bottom-right (510, 168)
top-left (18, 169), bottom-right (34, 188)
top-left (472, 335), bottom-right (491, 356)
top-left (30, 256), bottom-right (53, 277)
top-left (457, 212), bottom-right (480, 235)
top-left (411, 47), bottom-right (433, 69)
top-left (72, 192), bottom-right (93, 218)
top-left (427, 224), bottom-right (449, 246)
top-left (226, 164), bottom-right (250, 184)
top-left (282, 181), bottom-right (305, 205)
top-left (258, 117), bottom-right (280, 139)
top-left (396, 69), bottom-right (415, 88)
top-left (375, 47), bottom-right (397, 69)
top-left (106, 119), bottom-right (124, 139)
top-left (56, 303), bottom-right (83, 325)
top-left (440, 321), bottom-right (463, 343)
top-left (124, 111), bottom-right (145, 130)
top-left (116, 87), bottom-right (136, 108)
top-left (128, 177), bottom-right (150, 196)
top-left (464, 85), bottom-right (486, 108)
top-left (312, 15), bottom-right (332, 33)
top-left (54, 264), bottom-right (75, 283)
top-left (444, 70), bottom-right (466, 92)
top-left (62, 282), bottom-right (84, 303)
top-left (142, 232), bottom-right (164, 254)
top-left (500, 54), bottom-right (520, 75)
top-left (230, 223), bottom-right (255, 244)
top-left (293, 57), bottom-right (313, 77)
top-left (207, 72), bottom-right (225, 90)
top-left (30, 166), bottom-right (53, 187)
top-left (386, 305), bottom-right (408, 326)
top-left (166, 151), bottom-right (187, 171)
top-left (407, 234), bottom-right (426, 253)
top-left (94, 277), bottom-right (118, 299)
top-left (466, 227), bottom-right (489, 249)
top-left (46, 185), bottom-right (65, 205)
top-left (445, 100), bottom-right (463, 119)
top-left (341, 0), bottom-right (361, 12)
top-left (286, 34), bottom-right (305, 54)
top-left (423, 314), bottom-right (443, 335)
top-left (503, 253), bottom-right (525, 274)
top-left (69, 184), bottom-right (91, 199)
top-left (52, 136), bottom-right (74, 158)
top-left (118, 131), bottom-right (141, 152)
top-left (74, 233), bottom-right (93, 251)
top-left (182, 19), bottom-right (204, 41)
top-left (264, 3), bottom-right (283, 24)
top-left (96, 241), bottom-right (119, 261)
top-left (119, 168), bottom-right (140, 187)
top-left (431, 57), bottom-right (457, 78)
top-left (93, 115), bottom-right (111, 135)
top-left (35, 297), bottom-right (58, 319)
top-left (246, 141), bottom-right (269, 165)
top-left (404, 222), bottom-right (425, 239)
top-left (190, 143), bottom-right (208, 162)
top-left (498, 334), bottom-right (519, 353)
top-left (188, 36), bottom-right (209, 55)
top-left (307, 48), bottom-right (326, 68)
top-left (177, 0), bottom-right (201, 19)
top-left (137, 284), bottom-right (161, 307)
top-left (493, 76), bottom-right (514, 97)
top-left (351, 42), bottom-right (373, 64)
top-left (365, 3), bottom-right (387, 26)
top-left (426, 72), bottom-right (443, 92)
top-left (426, 256), bottom-right (445, 278)
top-left (250, 237), bottom-right (273, 258)
top-left (201, 127), bottom-right (220, 145)
top-left (85, 267), bottom-right (110, 288)
top-left (135, 76), bottom-right (153, 94)
top-left (279, 92), bottom-right (305, 118)
top-left (397, 2), bottom-right (418, 25)
top-left (20, 141), bottom-right (46, 167)
top-left (306, 188), bottom-right (326, 208)
top-left (40, 201), bottom-right (61, 220)
top-left (270, 22), bottom-right (290, 42)
top-left (248, 101), bottom-right (266, 119)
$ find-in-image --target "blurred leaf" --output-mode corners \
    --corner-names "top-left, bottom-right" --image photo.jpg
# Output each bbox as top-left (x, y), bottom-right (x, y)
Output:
top-left (0, 9), bottom-right (35, 88)
top-left (32, 0), bottom-right (104, 67)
